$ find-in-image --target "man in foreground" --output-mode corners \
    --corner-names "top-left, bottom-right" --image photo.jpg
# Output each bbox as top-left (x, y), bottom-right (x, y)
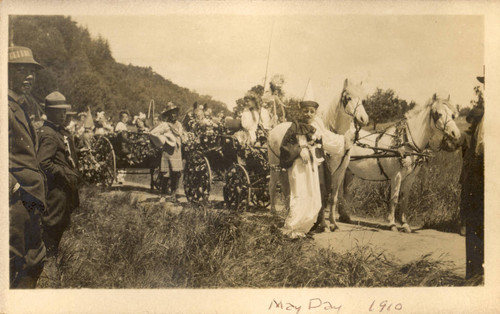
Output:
top-left (8, 45), bottom-right (47, 288)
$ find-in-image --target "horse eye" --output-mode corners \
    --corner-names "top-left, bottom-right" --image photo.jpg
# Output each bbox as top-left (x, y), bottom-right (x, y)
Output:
top-left (452, 114), bottom-right (456, 119)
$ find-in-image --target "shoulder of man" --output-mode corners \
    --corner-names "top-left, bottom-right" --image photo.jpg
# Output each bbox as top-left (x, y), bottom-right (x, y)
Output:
top-left (38, 122), bottom-right (59, 137)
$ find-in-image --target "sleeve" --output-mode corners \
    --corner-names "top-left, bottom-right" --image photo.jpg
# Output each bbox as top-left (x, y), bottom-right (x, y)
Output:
top-left (321, 129), bottom-right (345, 156)
top-left (9, 172), bottom-right (19, 194)
top-left (241, 110), bottom-right (257, 130)
top-left (151, 122), bottom-right (170, 136)
top-left (38, 134), bottom-right (68, 183)
top-left (114, 122), bottom-right (128, 132)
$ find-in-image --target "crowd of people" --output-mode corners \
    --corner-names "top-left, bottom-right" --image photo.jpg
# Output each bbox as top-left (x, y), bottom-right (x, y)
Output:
top-left (8, 43), bottom-right (485, 289)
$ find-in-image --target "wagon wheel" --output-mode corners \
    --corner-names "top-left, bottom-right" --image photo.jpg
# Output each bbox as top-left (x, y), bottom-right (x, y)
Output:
top-left (151, 166), bottom-right (162, 190)
top-left (223, 164), bottom-right (250, 211)
top-left (94, 135), bottom-right (116, 187)
top-left (250, 174), bottom-right (271, 209)
top-left (183, 151), bottom-right (212, 203)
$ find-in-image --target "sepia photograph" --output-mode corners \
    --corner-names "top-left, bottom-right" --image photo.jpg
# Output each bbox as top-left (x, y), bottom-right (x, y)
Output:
top-left (1, 1), bottom-right (499, 313)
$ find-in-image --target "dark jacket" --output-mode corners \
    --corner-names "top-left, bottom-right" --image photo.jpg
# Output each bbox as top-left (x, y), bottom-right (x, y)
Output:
top-left (37, 120), bottom-right (80, 210)
top-left (8, 90), bottom-right (47, 206)
top-left (38, 121), bottom-right (80, 221)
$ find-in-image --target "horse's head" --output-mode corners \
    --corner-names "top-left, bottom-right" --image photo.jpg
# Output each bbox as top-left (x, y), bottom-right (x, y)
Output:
top-left (429, 94), bottom-right (461, 142)
top-left (340, 78), bottom-right (369, 127)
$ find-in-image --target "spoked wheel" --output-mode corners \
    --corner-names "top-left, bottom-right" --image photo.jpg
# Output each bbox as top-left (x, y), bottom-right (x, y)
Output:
top-left (224, 164), bottom-right (251, 211)
top-left (151, 166), bottom-right (162, 191)
top-left (249, 174), bottom-right (270, 209)
top-left (183, 151), bottom-right (212, 203)
top-left (94, 135), bottom-right (116, 187)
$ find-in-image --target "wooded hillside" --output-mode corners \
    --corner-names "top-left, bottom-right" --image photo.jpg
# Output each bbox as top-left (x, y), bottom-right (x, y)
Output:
top-left (9, 15), bottom-right (229, 119)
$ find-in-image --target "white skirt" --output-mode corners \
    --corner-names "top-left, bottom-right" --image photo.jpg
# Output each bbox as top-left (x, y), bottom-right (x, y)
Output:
top-left (282, 156), bottom-right (322, 238)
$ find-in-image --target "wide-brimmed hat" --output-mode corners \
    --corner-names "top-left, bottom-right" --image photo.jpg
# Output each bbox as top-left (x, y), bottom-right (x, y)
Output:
top-left (45, 91), bottom-right (71, 110)
top-left (162, 102), bottom-right (179, 116)
top-left (270, 74), bottom-right (285, 88)
top-left (299, 80), bottom-right (319, 109)
top-left (8, 46), bottom-right (43, 69)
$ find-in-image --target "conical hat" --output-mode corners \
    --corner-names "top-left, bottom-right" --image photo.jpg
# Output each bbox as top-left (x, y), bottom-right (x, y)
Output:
top-left (300, 80), bottom-right (319, 109)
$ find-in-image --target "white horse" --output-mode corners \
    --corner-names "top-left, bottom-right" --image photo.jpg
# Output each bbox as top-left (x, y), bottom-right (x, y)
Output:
top-left (268, 79), bottom-right (369, 232)
top-left (341, 94), bottom-right (461, 232)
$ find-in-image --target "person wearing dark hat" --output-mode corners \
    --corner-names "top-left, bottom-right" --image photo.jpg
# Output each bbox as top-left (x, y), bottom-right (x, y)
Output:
top-left (151, 102), bottom-right (185, 202)
top-left (8, 45), bottom-right (47, 288)
top-left (279, 81), bottom-right (353, 238)
top-left (459, 74), bottom-right (485, 281)
top-left (37, 92), bottom-right (80, 258)
top-left (278, 82), bottom-right (324, 238)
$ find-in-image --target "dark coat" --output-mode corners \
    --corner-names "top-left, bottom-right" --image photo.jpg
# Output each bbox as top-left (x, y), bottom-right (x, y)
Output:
top-left (37, 120), bottom-right (80, 231)
top-left (8, 90), bottom-right (47, 206)
top-left (279, 121), bottom-right (316, 169)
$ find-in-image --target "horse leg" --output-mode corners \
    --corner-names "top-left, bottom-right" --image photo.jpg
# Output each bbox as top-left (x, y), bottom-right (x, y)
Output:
top-left (388, 173), bottom-right (403, 232)
top-left (338, 168), bottom-right (355, 223)
top-left (328, 169), bottom-right (347, 231)
top-left (269, 169), bottom-right (278, 213)
top-left (398, 169), bottom-right (419, 233)
top-left (280, 170), bottom-right (290, 214)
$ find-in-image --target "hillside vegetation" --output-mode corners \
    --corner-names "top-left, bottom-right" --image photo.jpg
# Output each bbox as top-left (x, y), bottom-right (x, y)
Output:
top-left (10, 15), bottom-right (229, 119)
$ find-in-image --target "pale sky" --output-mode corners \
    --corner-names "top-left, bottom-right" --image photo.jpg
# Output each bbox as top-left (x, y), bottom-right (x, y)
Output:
top-left (72, 15), bottom-right (484, 110)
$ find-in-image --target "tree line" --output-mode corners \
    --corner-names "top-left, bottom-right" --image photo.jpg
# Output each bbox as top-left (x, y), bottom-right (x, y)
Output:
top-left (9, 15), bottom-right (229, 121)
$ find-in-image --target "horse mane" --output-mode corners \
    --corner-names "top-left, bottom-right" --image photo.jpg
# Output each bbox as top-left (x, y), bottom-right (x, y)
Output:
top-left (404, 99), bottom-right (432, 119)
top-left (321, 96), bottom-right (342, 131)
top-left (404, 95), bottom-right (456, 120)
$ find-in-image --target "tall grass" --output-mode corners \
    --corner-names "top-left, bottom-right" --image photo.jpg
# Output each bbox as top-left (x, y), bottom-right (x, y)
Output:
top-left (38, 186), bottom-right (465, 288)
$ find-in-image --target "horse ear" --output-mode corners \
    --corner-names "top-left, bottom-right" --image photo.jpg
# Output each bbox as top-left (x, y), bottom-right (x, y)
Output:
top-left (447, 94), bottom-right (450, 101)
top-left (432, 93), bottom-right (437, 101)
top-left (343, 78), bottom-right (348, 88)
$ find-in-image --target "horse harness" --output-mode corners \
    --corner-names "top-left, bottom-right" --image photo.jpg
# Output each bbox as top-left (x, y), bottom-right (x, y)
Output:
top-left (353, 119), bottom-right (432, 180)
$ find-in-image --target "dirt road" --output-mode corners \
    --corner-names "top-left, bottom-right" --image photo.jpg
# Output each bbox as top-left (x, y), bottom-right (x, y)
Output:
top-left (312, 221), bottom-right (465, 277)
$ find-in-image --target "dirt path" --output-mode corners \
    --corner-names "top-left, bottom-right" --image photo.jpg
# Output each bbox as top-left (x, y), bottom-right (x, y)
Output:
top-left (312, 220), bottom-right (465, 277)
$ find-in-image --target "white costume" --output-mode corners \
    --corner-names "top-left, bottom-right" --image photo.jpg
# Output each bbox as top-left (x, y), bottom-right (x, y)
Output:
top-left (114, 121), bottom-right (128, 132)
top-left (238, 108), bottom-right (259, 145)
top-left (282, 83), bottom-right (346, 238)
top-left (259, 107), bottom-right (272, 130)
top-left (283, 134), bottom-right (323, 238)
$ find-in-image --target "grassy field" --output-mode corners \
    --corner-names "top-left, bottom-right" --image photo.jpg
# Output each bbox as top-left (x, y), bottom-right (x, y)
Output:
top-left (37, 185), bottom-right (471, 289)
top-left (37, 117), bottom-right (474, 288)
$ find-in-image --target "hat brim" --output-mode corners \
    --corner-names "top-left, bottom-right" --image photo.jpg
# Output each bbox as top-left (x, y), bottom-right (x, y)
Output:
top-left (299, 101), bottom-right (319, 109)
top-left (46, 104), bottom-right (72, 110)
top-left (163, 108), bottom-right (179, 116)
top-left (9, 60), bottom-right (44, 70)
top-left (67, 111), bottom-right (77, 115)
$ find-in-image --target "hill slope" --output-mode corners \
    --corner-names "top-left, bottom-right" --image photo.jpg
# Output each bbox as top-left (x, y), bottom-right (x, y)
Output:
top-left (9, 15), bottom-right (229, 119)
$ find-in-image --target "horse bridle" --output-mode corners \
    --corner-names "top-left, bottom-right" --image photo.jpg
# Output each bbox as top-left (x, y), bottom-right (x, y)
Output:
top-left (430, 101), bottom-right (453, 135)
